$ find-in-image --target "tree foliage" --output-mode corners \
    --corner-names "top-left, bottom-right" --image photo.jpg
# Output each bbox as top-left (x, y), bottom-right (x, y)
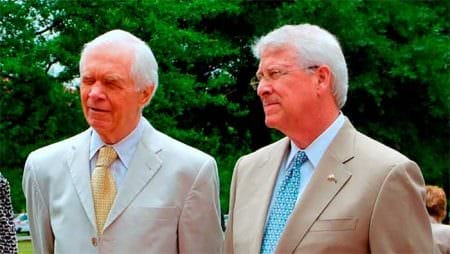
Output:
top-left (1, 0), bottom-right (448, 213)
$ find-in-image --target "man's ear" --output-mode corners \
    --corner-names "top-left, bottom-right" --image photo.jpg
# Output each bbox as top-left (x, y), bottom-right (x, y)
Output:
top-left (315, 65), bottom-right (332, 94)
top-left (140, 84), bottom-right (154, 105)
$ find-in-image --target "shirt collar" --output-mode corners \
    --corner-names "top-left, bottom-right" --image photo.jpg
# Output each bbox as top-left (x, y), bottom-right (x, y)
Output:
top-left (288, 113), bottom-right (346, 168)
top-left (89, 116), bottom-right (146, 168)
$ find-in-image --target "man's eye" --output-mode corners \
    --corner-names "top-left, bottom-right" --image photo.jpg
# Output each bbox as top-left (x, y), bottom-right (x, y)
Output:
top-left (268, 70), bottom-right (283, 79)
top-left (105, 80), bottom-right (122, 88)
top-left (256, 74), bottom-right (263, 82)
top-left (82, 78), bottom-right (95, 85)
top-left (104, 80), bottom-right (114, 86)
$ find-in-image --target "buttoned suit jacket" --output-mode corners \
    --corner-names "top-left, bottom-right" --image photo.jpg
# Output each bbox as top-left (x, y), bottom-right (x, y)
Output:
top-left (23, 119), bottom-right (223, 254)
top-left (224, 119), bottom-right (433, 253)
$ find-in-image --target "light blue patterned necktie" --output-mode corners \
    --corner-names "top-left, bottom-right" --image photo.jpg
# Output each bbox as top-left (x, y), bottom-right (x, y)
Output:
top-left (261, 151), bottom-right (308, 254)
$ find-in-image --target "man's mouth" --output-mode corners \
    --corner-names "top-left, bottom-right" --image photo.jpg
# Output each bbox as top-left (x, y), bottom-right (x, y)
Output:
top-left (89, 107), bottom-right (108, 112)
top-left (263, 101), bottom-right (278, 107)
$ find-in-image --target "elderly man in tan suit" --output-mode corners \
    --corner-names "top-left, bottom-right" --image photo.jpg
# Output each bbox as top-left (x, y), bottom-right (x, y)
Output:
top-left (23, 30), bottom-right (223, 253)
top-left (224, 24), bottom-right (433, 253)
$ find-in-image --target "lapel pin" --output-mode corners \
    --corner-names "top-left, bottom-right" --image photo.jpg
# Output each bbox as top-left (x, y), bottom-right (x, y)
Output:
top-left (327, 174), bottom-right (337, 183)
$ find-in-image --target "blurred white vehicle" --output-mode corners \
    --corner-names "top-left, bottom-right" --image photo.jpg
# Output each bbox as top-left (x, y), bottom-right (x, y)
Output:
top-left (14, 213), bottom-right (30, 233)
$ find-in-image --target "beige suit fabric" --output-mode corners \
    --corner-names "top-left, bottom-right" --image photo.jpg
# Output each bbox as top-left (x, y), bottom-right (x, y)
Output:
top-left (23, 119), bottom-right (223, 254)
top-left (224, 119), bottom-right (433, 254)
top-left (432, 222), bottom-right (450, 254)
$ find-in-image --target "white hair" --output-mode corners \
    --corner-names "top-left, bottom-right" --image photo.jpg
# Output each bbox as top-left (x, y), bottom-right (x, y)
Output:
top-left (252, 24), bottom-right (348, 109)
top-left (79, 29), bottom-right (159, 101)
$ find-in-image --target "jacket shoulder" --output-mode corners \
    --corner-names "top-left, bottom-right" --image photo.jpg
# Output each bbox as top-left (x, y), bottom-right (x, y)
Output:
top-left (27, 130), bottom-right (90, 163)
top-left (241, 137), bottom-right (289, 161)
top-left (151, 130), bottom-right (215, 164)
top-left (353, 130), bottom-right (411, 165)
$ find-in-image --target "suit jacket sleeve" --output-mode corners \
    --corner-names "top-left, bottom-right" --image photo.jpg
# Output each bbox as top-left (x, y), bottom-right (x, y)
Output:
top-left (369, 160), bottom-right (433, 253)
top-left (23, 154), bottom-right (55, 254)
top-left (224, 157), bottom-right (241, 254)
top-left (177, 157), bottom-right (223, 253)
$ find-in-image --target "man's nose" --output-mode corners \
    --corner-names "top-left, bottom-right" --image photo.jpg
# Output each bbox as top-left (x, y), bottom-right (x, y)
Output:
top-left (88, 82), bottom-right (107, 100)
top-left (257, 79), bottom-right (273, 97)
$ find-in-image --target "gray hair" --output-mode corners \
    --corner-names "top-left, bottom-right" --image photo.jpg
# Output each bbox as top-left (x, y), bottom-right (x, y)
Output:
top-left (252, 24), bottom-right (348, 109)
top-left (79, 29), bottom-right (159, 101)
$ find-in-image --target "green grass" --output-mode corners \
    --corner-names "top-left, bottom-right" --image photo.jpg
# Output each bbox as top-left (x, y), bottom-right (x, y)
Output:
top-left (18, 240), bottom-right (33, 254)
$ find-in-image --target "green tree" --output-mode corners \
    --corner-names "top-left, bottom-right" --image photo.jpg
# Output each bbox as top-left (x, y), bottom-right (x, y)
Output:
top-left (1, 0), bottom-right (249, 212)
top-left (235, 0), bottom-right (449, 198)
top-left (1, 0), bottom-right (448, 214)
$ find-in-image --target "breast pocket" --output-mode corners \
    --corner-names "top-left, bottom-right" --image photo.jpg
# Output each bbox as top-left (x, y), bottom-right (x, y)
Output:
top-left (309, 218), bottom-right (358, 232)
top-left (111, 206), bottom-right (181, 251)
top-left (119, 206), bottom-right (180, 238)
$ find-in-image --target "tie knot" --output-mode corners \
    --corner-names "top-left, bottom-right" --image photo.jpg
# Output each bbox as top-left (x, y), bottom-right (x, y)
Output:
top-left (96, 146), bottom-right (117, 168)
top-left (294, 151), bottom-right (308, 166)
top-left (286, 151), bottom-right (308, 177)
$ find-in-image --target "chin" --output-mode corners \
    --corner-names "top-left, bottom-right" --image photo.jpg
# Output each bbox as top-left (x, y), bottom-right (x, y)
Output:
top-left (264, 117), bottom-right (279, 129)
top-left (266, 112), bottom-right (290, 132)
top-left (88, 119), bottom-right (112, 132)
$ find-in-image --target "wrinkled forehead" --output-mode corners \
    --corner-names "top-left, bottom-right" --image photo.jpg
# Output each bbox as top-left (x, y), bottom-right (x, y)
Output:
top-left (258, 45), bottom-right (300, 69)
top-left (80, 42), bottom-right (135, 71)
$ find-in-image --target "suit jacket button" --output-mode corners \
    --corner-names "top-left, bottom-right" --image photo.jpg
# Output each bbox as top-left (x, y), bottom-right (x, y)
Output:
top-left (91, 237), bottom-right (97, 246)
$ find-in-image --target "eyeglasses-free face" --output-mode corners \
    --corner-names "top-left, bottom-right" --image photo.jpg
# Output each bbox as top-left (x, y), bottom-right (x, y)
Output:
top-left (80, 44), bottom-right (153, 144)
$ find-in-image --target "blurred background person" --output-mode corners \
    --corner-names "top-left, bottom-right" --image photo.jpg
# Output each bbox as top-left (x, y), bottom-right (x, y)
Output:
top-left (426, 185), bottom-right (450, 254)
top-left (0, 172), bottom-right (18, 254)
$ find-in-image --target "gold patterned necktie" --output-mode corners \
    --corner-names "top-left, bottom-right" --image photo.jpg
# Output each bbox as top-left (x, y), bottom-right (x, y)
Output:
top-left (91, 146), bottom-right (118, 234)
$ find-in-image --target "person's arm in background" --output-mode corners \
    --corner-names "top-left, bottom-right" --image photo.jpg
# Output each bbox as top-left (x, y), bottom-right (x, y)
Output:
top-left (0, 173), bottom-right (18, 253)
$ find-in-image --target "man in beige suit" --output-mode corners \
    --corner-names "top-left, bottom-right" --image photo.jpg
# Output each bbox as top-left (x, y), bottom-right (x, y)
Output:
top-left (23, 30), bottom-right (223, 253)
top-left (224, 24), bottom-right (433, 253)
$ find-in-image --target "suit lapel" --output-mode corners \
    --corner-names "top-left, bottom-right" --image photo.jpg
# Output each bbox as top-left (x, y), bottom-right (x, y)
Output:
top-left (249, 138), bottom-right (291, 253)
top-left (104, 122), bottom-right (162, 229)
top-left (67, 129), bottom-right (97, 229)
top-left (276, 158), bottom-right (351, 253)
top-left (276, 120), bottom-right (356, 253)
